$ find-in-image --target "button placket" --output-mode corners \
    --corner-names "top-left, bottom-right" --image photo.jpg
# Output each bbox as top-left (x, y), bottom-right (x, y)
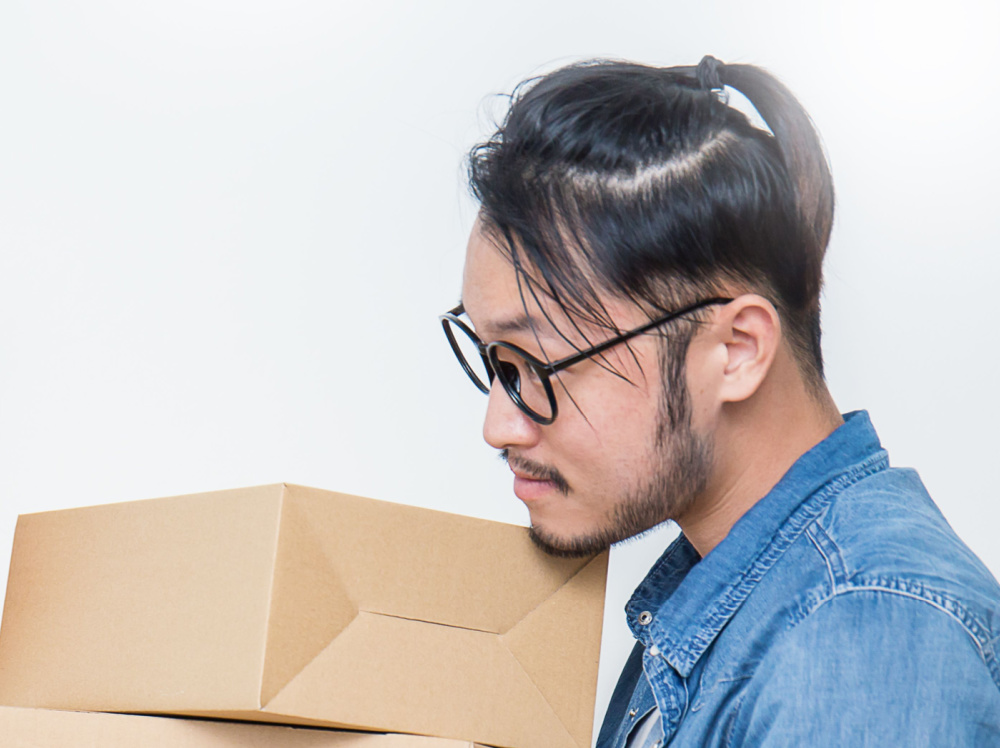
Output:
top-left (642, 644), bottom-right (688, 746)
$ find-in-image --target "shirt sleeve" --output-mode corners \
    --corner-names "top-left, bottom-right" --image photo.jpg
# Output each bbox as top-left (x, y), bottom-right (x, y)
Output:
top-left (730, 589), bottom-right (1000, 747)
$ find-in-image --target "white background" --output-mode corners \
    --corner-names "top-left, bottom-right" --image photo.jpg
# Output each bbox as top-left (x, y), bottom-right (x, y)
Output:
top-left (1, 0), bottom-right (998, 741)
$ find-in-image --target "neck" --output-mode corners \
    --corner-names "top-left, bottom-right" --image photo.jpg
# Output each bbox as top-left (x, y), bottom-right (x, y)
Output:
top-left (677, 353), bottom-right (843, 557)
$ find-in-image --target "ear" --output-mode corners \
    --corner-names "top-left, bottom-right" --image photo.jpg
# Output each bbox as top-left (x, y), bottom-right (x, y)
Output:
top-left (716, 294), bottom-right (781, 404)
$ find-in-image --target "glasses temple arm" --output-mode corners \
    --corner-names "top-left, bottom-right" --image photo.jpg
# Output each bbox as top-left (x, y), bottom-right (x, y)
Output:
top-left (543, 297), bottom-right (733, 374)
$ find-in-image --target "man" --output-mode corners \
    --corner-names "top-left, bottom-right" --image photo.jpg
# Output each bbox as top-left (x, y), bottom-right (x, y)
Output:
top-left (440, 56), bottom-right (1000, 745)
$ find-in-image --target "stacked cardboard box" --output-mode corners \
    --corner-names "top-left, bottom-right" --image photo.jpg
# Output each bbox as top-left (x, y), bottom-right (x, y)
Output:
top-left (0, 706), bottom-right (488, 747)
top-left (0, 484), bottom-right (608, 747)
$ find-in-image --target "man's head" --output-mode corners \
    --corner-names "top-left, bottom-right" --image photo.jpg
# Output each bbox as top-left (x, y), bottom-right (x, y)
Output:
top-left (448, 56), bottom-right (836, 556)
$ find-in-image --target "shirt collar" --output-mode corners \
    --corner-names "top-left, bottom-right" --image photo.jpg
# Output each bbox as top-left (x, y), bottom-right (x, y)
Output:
top-left (624, 410), bottom-right (888, 677)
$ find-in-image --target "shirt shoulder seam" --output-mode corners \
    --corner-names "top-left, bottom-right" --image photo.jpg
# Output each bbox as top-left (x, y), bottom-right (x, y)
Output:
top-left (792, 581), bottom-right (1000, 688)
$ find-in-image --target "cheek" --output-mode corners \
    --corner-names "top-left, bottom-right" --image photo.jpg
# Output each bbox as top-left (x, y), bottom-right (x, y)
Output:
top-left (600, 360), bottom-right (664, 427)
top-left (554, 376), bottom-right (662, 459)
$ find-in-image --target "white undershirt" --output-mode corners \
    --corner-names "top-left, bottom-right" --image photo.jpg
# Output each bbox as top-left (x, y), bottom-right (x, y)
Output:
top-left (625, 707), bottom-right (664, 748)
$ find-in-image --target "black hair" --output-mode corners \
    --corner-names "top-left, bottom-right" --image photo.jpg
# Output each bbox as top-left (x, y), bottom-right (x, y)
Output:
top-left (468, 56), bottom-right (835, 386)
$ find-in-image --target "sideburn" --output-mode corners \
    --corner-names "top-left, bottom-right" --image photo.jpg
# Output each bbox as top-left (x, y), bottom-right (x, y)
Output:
top-left (650, 322), bottom-right (715, 519)
top-left (657, 321), bottom-right (696, 441)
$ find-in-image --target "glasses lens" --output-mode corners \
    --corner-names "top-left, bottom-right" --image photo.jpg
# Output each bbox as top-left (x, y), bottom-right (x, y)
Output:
top-left (491, 345), bottom-right (555, 422)
top-left (443, 317), bottom-right (492, 393)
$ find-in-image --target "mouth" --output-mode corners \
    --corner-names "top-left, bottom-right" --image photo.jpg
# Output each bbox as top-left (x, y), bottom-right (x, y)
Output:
top-left (501, 450), bottom-right (570, 502)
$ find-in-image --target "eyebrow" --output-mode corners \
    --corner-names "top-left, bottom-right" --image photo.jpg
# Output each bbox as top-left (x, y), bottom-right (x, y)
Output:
top-left (456, 301), bottom-right (554, 341)
top-left (488, 315), bottom-right (545, 336)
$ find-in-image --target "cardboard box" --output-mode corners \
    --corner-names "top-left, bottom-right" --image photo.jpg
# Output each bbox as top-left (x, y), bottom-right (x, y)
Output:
top-left (0, 706), bottom-right (487, 747)
top-left (0, 484), bottom-right (607, 748)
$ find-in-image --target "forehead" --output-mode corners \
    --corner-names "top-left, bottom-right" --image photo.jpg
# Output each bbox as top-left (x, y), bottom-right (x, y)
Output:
top-left (460, 223), bottom-right (553, 340)
top-left (461, 225), bottom-right (513, 310)
top-left (460, 220), bottom-right (643, 346)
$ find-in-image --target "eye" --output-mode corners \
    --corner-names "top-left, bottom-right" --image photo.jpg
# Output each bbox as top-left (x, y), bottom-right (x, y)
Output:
top-left (496, 360), bottom-right (521, 392)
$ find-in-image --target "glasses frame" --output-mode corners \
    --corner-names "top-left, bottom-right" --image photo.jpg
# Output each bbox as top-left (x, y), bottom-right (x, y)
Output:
top-left (440, 296), bottom-right (733, 425)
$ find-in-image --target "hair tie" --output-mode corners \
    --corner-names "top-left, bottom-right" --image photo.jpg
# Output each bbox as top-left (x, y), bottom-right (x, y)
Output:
top-left (696, 55), bottom-right (725, 91)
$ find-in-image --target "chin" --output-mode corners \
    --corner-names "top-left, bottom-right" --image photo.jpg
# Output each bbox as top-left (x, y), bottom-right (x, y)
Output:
top-left (527, 523), bottom-right (614, 558)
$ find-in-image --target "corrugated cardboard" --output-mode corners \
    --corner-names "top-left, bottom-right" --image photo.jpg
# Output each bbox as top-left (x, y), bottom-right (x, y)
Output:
top-left (0, 484), bottom-right (607, 748)
top-left (0, 706), bottom-right (485, 747)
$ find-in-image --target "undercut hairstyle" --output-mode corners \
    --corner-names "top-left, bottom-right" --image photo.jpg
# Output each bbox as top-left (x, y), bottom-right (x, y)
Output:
top-left (468, 56), bottom-right (835, 392)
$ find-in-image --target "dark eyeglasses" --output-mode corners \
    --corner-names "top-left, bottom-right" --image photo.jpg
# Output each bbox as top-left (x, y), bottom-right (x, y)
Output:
top-left (439, 296), bottom-right (732, 425)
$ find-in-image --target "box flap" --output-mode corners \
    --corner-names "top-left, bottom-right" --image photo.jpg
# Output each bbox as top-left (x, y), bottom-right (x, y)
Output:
top-left (280, 485), bottom-right (592, 634)
top-left (501, 552), bottom-right (608, 748)
top-left (262, 612), bottom-right (578, 748)
top-left (262, 487), bottom-right (358, 704)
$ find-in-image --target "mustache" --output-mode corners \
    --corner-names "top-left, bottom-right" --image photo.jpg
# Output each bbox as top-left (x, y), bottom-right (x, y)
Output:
top-left (500, 449), bottom-right (571, 495)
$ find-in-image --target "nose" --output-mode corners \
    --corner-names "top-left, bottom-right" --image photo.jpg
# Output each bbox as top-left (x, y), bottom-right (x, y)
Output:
top-left (482, 378), bottom-right (542, 450)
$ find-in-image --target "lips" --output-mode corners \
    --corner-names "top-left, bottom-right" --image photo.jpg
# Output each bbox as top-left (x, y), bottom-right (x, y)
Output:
top-left (512, 473), bottom-right (559, 503)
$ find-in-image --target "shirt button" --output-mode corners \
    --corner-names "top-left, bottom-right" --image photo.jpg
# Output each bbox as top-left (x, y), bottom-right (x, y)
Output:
top-left (629, 709), bottom-right (637, 718)
top-left (649, 644), bottom-right (661, 656)
top-left (638, 611), bottom-right (653, 625)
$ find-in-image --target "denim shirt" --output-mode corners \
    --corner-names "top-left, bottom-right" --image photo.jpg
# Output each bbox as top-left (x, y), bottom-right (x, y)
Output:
top-left (597, 411), bottom-right (1000, 747)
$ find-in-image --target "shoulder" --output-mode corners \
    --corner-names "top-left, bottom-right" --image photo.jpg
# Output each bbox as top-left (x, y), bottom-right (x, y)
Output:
top-left (816, 464), bottom-right (983, 576)
top-left (722, 465), bottom-right (1000, 745)
top-left (807, 465), bottom-right (1000, 647)
top-left (797, 465), bottom-right (1000, 676)
top-left (728, 590), bottom-right (1000, 746)
top-left (703, 462), bottom-right (1000, 679)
